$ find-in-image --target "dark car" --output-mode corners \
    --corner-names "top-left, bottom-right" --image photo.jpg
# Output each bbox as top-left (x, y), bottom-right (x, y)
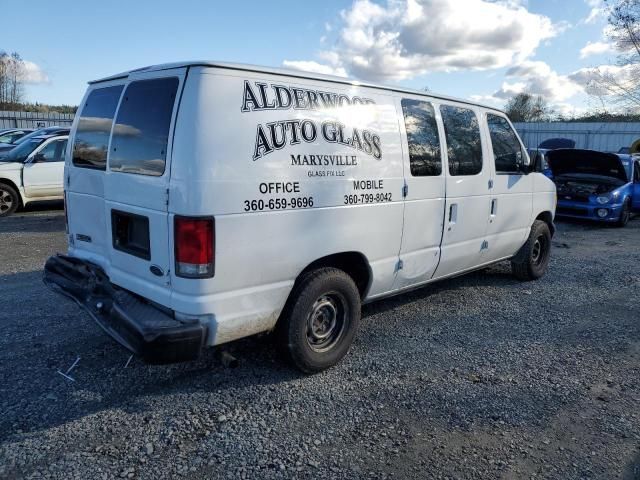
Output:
top-left (548, 149), bottom-right (640, 227)
top-left (0, 126), bottom-right (69, 158)
top-left (0, 128), bottom-right (34, 145)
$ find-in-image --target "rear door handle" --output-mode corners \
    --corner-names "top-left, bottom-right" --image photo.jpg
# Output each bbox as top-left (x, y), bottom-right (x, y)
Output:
top-left (490, 198), bottom-right (498, 216)
top-left (448, 203), bottom-right (458, 228)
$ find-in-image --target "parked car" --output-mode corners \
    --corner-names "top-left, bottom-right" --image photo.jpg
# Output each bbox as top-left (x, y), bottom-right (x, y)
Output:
top-left (0, 126), bottom-right (69, 158)
top-left (538, 138), bottom-right (576, 150)
top-left (44, 61), bottom-right (556, 372)
top-left (0, 128), bottom-right (34, 145)
top-left (0, 130), bottom-right (69, 216)
top-left (548, 148), bottom-right (640, 227)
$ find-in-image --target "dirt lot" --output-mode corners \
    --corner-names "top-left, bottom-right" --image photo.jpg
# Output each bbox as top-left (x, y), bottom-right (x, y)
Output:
top-left (0, 204), bottom-right (639, 480)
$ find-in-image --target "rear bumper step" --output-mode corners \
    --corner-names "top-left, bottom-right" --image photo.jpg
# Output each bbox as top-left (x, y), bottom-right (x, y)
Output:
top-left (43, 254), bottom-right (206, 364)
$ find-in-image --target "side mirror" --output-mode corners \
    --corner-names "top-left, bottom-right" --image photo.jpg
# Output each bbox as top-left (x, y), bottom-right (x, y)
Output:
top-left (31, 153), bottom-right (46, 163)
top-left (516, 151), bottom-right (531, 174)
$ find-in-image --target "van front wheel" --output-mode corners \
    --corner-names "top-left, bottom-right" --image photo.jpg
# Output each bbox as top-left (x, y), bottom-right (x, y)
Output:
top-left (278, 268), bottom-right (361, 373)
top-left (511, 220), bottom-right (551, 281)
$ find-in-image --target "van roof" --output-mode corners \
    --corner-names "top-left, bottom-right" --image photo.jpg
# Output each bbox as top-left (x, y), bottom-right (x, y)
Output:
top-left (90, 60), bottom-right (505, 113)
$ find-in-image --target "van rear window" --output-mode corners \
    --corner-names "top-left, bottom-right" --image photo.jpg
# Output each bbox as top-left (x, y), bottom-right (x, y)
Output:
top-left (110, 77), bottom-right (179, 176)
top-left (440, 105), bottom-right (483, 176)
top-left (401, 99), bottom-right (441, 176)
top-left (72, 85), bottom-right (123, 170)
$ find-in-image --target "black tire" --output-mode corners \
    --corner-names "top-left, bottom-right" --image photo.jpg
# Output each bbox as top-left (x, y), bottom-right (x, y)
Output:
top-left (511, 220), bottom-right (552, 281)
top-left (615, 199), bottom-right (631, 228)
top-left (0, 183), bottom-right (19, 217)
top-left (277, 267), bottom-right (361, 373)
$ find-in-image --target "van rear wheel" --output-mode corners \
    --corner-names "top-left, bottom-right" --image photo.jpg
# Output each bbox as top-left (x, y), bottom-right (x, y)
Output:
top-left (278, 268), bottom-right (361, 373)
top-left (511, 220), bottom-right (551, 281)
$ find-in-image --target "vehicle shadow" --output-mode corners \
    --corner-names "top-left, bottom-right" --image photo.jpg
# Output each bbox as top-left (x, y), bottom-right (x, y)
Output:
top-left (20, 200), bottom-right (64, 213)
top-left (363, 263), bottom-right (516, 318)
top-left (556, 215), bottom-right (638, 230)
top-left (624, 452), bottom-right (640, 480)
top-left (0, 208), bottom-right (65, 234)
top-left (0, 262), bottom-right (520, 445)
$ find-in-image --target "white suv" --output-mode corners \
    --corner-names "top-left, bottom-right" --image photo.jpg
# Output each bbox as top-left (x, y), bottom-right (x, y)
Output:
top-left (0, 132), bottom-right (68, 216)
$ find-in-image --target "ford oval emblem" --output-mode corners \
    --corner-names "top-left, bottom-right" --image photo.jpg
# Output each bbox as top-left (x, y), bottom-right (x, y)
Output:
top-left (150, 265), bottom-right (164, 277)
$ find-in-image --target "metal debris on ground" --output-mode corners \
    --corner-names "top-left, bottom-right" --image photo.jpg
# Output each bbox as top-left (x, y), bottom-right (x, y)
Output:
top-left (124, 355), bottom-right (133, 368)
top-left (56, 356), bottom-right (81, 382)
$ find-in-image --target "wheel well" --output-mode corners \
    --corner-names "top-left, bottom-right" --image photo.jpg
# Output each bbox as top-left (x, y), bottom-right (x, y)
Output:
top-left (0, 178), bottom-right (23, 207)
top-left (299, 252), bottom-right (372, 299)
top-left (536, 211), bottom-right (555, 237)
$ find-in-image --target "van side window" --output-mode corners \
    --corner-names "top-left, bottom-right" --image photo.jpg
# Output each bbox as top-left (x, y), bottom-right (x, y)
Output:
top-left (440, 105), bottom-right (482, 176)
top-left (110, 77), bottom-right (179, 176)
top-left (401, 99), bottom-right (441, 176)
top-left (487, 114), bottom-right (523, 174)
top-left (73, 85), bottom-right (123, 170)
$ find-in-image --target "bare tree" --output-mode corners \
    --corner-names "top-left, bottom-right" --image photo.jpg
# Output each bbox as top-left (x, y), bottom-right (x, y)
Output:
top-left (0, 51), bottom-right (26, 107)
top-left (587, 0), bottom-right (640, 110)
top-left (505, 93), bottom-right (551, 122)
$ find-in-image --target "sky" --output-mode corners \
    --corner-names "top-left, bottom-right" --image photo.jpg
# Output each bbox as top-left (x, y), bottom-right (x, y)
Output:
top-left (1, 0), bottom-right (625, 115)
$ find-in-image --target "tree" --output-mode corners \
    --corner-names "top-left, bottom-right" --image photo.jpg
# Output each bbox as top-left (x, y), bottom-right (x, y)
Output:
top-left (504, 93), bottom-right (551, 122)
top-left (587, 0), bottom-right (640, 110)
top-left (0, 51), bottom-right (26, 107)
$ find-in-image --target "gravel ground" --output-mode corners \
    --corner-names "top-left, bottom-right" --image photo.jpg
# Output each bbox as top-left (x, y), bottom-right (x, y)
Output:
top-left (0, 205), bottom-right (639, 480)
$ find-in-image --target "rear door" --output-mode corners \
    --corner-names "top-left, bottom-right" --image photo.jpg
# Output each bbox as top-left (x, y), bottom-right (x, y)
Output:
top-left (66, 68), bottom-right (185, 306)
top-left (433, 104), bottom-right (492, 278)
top-left (23, 137), bottom-right (67, 197)
top-left (393, 96), bottom-right (446, 290)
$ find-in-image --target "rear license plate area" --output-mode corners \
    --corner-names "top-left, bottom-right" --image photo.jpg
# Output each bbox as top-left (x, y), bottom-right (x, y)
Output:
top-left (111, 210), bottom-right (151, 260)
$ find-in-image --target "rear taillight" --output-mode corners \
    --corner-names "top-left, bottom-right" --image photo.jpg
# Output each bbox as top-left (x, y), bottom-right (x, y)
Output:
top-left (174, 216), bottom-right (215, 278)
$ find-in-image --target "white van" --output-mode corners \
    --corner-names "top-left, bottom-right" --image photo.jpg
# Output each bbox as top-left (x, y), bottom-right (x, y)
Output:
top-left (44, 61), bottom-right (556, 372)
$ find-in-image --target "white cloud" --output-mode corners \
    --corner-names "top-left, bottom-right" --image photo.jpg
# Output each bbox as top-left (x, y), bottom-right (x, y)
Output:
top-left (476, 59), bottom-right (638, 114)
top-left (580, 41), bottom-right (612, 58)
top-left (283, 0), bottom-right (559, 82)
top-left (21, 60), bottom-right (49, 85)
top-left (282, 60), bottom-right (348, 78)
top-left (494, 61), bottom-right (583, 102)
top-left (568, 63), bottom-right (640, 97)
top-left (584, 0), bottom-right (606, 24)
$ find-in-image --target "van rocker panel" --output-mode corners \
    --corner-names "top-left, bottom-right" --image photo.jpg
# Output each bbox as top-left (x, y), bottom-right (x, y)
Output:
top-left (43, 254), bottom-right (206, 363)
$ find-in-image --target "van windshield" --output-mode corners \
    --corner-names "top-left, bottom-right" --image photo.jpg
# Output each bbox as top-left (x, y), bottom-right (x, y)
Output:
top-left (110, 77), bottom-right (179, 176)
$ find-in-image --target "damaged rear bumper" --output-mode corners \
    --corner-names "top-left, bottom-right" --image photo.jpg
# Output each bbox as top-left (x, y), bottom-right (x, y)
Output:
top-left (43, 254), bottom-right (206, 364)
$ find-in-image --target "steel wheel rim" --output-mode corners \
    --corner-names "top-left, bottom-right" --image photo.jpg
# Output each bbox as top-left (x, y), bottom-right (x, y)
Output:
top-left (531, 235), bottom-right (547, 266)
top-left (0, 188), bottom-right (13, 213)
top-left (306, 292), bottom-right (347, 353)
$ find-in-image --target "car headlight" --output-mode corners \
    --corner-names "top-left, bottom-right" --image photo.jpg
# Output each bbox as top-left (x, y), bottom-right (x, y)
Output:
top-left (596, 195), bottom-right (610, 204)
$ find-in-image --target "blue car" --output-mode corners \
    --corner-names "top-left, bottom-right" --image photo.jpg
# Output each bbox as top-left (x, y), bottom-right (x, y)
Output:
top-left (547, 149), bottom-right (640, 227)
